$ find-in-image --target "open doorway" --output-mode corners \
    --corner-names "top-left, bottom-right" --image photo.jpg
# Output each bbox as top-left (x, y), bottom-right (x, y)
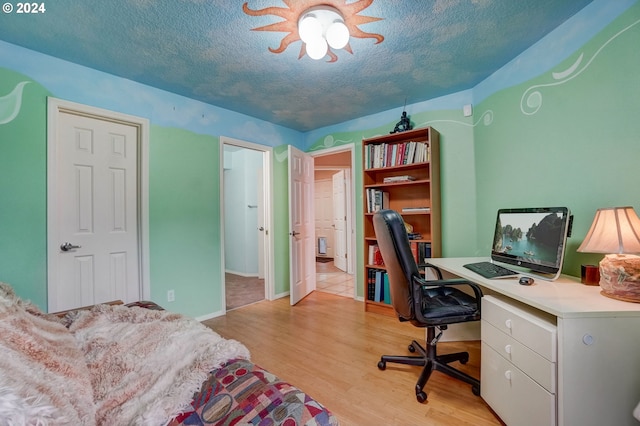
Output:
top-left (312, 145), bottom-right (356, 299)
top-left (221, 137), bottom-right (273, 311)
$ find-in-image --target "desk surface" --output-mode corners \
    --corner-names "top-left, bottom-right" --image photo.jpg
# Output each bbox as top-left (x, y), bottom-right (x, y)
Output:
top-left (428, 257), bottom-right (640, 319)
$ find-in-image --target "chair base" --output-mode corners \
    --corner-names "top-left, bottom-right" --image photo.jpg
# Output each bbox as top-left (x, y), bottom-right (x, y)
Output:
top-left (377, 330), bottom-right (480, 403)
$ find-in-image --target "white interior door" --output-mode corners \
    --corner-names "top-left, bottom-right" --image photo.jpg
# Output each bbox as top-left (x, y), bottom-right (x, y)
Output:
top-left (314, 179), bottom-right (334, 258)
top-left (332, 170), bottom-right (348, 272)
top-left (49, 110), bottom-right (140, 312)
top-left (289, 145), bottom-right (315, 305)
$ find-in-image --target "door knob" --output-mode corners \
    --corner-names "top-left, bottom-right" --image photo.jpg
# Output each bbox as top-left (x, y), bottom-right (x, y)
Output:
top-left (60, 242), bottom-right (81, 252)
top-left (290, 231), bottom-right (300, 236)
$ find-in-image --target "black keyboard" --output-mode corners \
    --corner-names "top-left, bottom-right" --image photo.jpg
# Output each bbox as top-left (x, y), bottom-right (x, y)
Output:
top-left (463, 261), bottom-right (518, 279)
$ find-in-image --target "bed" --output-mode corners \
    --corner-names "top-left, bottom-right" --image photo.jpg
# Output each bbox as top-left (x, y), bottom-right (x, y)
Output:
top-left (0, 283), bottom-right (338, 425)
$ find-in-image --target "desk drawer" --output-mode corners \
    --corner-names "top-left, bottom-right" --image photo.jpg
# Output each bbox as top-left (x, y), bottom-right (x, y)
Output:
top-left (482, 295), bottom-right (556, 361)
top-left (482, 343), bottom-right (556, 426)
top-left (482, 319), bottom-right (556, 393)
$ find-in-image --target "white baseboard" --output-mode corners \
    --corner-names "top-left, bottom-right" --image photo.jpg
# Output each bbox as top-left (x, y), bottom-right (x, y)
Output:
top-left (225, 269), bottom-right (259, 278)
top-left (272, 291), bottom-right (289, 300)
top-left (196, 309), bottom-right (225, 322)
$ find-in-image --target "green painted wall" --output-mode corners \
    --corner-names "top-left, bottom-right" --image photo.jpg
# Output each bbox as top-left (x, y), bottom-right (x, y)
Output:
top-left (0, 71), bottom-right (50, 307)
top-left (148, 126), bottom-right (222, 315)
top-left (473, 7), bottom-right (640, 277)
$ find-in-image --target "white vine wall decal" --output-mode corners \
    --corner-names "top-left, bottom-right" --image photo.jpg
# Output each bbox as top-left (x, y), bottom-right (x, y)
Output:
top-left (308, 134), bottom-right (354, 152)
top-left (416, 109), bottom-right (494, 129)
top-left (521, 18), bottom-right (640, 116)
top-left (0, 81), bottom-right (30, 125)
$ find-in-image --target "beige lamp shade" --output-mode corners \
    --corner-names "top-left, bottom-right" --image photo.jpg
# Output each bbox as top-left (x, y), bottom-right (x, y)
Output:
top-left (577, 207), bottom-right (640, 254)
top-left (577, 207), bottom-right (640, 303)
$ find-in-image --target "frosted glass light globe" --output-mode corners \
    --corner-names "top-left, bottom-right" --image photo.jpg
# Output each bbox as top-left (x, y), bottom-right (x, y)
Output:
top-left (306, 37), bottom-right (328, 60)
top-left (326, 21), bottom-right (349, 49)
top-left (298, 14), bottom-right (322, 44)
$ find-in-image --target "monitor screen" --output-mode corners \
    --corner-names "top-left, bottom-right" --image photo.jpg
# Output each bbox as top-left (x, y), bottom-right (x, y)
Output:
top-left (491, 207), bottom-right (571, 276)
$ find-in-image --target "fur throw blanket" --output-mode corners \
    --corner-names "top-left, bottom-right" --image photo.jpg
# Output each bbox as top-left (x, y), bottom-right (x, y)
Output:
top-left (67, 304), bottom-right (250, 425)
top-left (0, 283), bottom-right (250, 426)
top-left (0, 284), bottom-right (95, 426)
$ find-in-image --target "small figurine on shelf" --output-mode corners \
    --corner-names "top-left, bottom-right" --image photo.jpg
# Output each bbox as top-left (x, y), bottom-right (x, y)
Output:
top-left (390, 111), bottom-right (413, 134)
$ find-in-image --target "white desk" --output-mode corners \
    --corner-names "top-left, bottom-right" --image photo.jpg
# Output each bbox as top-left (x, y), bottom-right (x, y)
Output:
top-left (429, 257), bottom-right (640, 426)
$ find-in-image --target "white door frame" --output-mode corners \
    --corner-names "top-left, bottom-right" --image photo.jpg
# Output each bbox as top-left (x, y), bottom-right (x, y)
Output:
top-left (331, 170), bottom-right (348, 272)
top-left (219, 136), bottom-right (274, 307)
top-left (311, 144), bottom-right (356, 279)
top-left (46, 97), bottom-right (151, 310)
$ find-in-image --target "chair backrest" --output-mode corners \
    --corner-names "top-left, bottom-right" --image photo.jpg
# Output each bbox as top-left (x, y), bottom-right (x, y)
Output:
top-left (372, 209), bottom-right (420, 321)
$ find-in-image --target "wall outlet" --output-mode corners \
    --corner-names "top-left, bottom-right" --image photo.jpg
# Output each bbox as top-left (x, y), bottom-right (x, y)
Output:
top-left (167, 289), bottom-right (175, 302)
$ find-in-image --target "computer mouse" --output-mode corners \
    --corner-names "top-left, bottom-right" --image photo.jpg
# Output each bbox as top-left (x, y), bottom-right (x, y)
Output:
top-left (519, 276), bottom-right (534, 285)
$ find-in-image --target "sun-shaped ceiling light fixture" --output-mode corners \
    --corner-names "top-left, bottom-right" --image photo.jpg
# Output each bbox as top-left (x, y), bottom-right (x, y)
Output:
top-left (242, 0), bottom-right (384, 63)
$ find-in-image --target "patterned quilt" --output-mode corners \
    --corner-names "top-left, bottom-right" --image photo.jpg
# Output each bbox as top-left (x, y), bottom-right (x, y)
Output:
top-left (168, 358), bottom-right (338, 426)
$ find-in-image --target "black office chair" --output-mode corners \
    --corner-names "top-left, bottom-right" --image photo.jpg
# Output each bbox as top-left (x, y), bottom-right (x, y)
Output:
top-left (373, 209), bottom-right (483, 403)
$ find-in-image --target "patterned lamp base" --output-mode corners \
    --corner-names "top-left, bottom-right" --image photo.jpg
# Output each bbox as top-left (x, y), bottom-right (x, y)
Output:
top-left (599, 254), bottom-right (640, 303)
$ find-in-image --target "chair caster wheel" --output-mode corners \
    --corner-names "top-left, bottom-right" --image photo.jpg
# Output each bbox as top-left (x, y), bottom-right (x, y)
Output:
top-left (460, 353), bottom-right (469, 364)
top-left (378, 360), bottom-right (386, 370)
top-left (416, 391), bottom-right (427, 403)
top-left (472, 385), bottom-right (480, 396)
top-left (408, 344), bottom-right (416, 353)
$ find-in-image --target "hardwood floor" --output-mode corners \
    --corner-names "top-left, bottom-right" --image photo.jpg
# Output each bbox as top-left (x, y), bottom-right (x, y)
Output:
top-left (203, 291), bottom-right (502, 426)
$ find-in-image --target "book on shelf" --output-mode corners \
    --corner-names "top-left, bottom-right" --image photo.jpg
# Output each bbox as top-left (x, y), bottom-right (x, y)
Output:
top-left (410, 241), bottom-right (432, 264)
top-left (374, 270), bottom-right (384, 302)
top-left (383, 273), bottom-right (391, 304)
top-left (366, 189), bottom-right (389, 213)
top-left (401, 206), bottom-right (431, 212)
top-left (366, 268), bottom-right (392, 304)
top-left (368, 244), bottom-right (384, 266)
top-left (367, 269), bottom-right (376, 301)
top-left (383, 175), bottom-right (416, 183)
top-left (365, 141), bottom-right (431, 169)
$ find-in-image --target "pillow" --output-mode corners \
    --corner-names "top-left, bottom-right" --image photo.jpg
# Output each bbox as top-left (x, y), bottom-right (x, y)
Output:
top-left (0, 283), bottom-right (95, 425)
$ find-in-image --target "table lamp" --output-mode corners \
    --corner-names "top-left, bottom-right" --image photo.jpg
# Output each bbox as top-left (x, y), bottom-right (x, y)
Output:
top-left (577, 206), bottom-right (640, 302)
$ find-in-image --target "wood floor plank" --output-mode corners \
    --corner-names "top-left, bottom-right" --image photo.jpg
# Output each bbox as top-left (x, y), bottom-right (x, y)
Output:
top-left (203, 291), bottom-right (503, 426)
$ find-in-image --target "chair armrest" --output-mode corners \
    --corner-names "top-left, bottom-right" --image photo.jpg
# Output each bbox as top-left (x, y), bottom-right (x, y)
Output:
top-left (411, 271), bottom-right (484, 315)
top-left (418, 263), bottom-right (483, 300)
top-left (421, 263), bottom-right (444, 280)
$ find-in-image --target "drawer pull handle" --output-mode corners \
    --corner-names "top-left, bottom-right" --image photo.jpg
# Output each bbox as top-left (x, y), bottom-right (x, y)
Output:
top-left (504, 370), bottom-right (512, 381)
top-left (505, 319), bottom-right (512, 329)
top-left (504, 344), bottom-right (512, 354)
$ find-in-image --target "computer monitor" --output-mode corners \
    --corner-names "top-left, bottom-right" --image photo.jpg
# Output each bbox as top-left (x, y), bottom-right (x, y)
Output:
top-left (491, 207), bottom-right (572, 280)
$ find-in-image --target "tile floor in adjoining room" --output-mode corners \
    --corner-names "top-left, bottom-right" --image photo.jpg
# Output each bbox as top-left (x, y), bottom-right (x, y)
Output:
top-left (315, 260), bottom-right (354, 298)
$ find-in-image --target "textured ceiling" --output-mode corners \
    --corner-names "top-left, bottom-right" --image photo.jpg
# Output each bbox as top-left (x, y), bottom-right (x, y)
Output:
top-left (0, 0), bottom-right (592, 131)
